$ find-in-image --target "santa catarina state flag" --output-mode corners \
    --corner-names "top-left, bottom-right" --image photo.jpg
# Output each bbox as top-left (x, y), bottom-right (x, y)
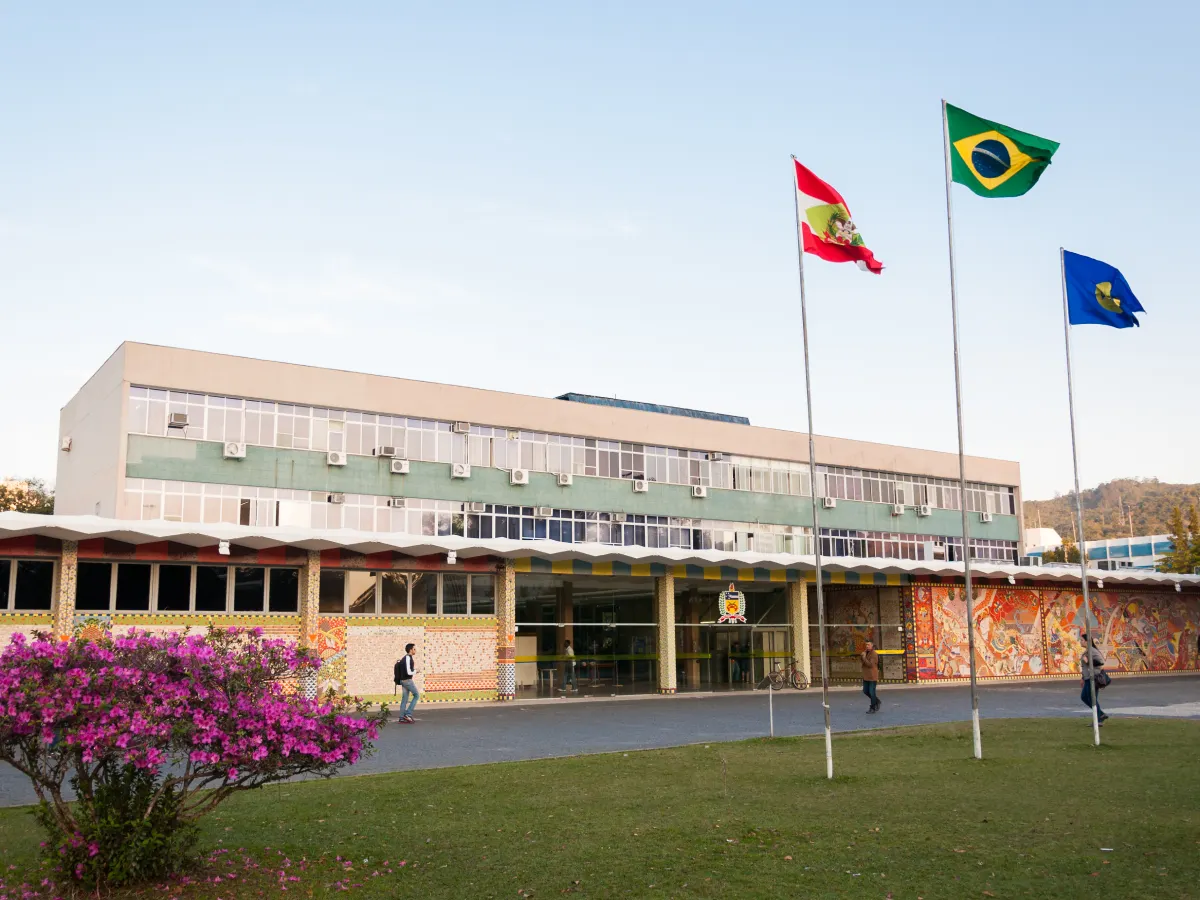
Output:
top-left (946, 103), bottom-right (1059, 198)
top-left (793, 159), bottom-right (883, 274)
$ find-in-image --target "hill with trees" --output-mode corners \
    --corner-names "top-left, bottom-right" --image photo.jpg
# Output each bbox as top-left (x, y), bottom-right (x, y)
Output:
top-left (1023, 478), bottom-right (1200, 541)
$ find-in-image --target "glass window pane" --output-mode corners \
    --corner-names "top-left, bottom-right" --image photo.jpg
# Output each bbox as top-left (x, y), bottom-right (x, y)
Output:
top-left (195, 566), bottom-right (228, 612)
top-left (319, 571), bottom-right (345, 614)
top-left (76, 562), bottom-right (112, 611)
top-left (443, 574), bottom-right (467, 615)
top-left (470, 575), bottom-right (494, 614)
top-left (381, 572), bottom-right (410, 614)
top-left (158, 565), bottom-right (192, 611)
top-left (233, 567), bottom-right (265, 612)
top-left (14, 561), bottom-right (53, 610)
top-left (411, 573), bottom-right (437, 614)
top-left (267, 569), bottom-right (299, 613)
top-left (0, 559), bottom-right (10, 609)
top-left (115, 563), bottom-right (152, 611)
top-left (347, 571), bottom-right (377, 614)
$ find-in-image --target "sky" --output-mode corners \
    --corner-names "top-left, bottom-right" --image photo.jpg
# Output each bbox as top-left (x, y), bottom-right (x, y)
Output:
top-left (1, 2), bottom-right (1196, 501)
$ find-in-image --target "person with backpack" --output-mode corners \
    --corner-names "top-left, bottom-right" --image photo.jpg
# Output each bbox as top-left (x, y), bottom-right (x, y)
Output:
top-left (1080, 636), bottom-right (1110, 724)
top-left (394, 643), bottom-right (420, 723)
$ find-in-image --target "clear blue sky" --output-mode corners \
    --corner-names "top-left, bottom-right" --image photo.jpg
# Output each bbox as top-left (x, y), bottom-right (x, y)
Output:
top-left (2, 2), bottom-right (1195, 501)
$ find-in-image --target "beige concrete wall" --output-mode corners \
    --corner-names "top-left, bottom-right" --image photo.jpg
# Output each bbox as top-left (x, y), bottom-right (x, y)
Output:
top-left (55, 345), bottom-right (129, 516)
top-left (110, 342), bottom-right (1020, 486)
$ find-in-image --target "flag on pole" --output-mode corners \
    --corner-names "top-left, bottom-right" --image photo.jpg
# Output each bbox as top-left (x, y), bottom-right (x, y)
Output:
top-left (1063, 251), bottom-right (1146, 328)
top-left (946, 104), bottom-right (1059, 198)
top-left (793, 159), bottom-right (883, 274)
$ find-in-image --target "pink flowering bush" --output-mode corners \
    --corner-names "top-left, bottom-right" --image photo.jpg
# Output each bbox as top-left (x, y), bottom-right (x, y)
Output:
top-left (0, 628), bottom-right (386, 891)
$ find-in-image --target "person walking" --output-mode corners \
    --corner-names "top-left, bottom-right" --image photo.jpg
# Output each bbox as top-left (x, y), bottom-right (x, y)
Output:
top-left (396, 643), bottom-right (420, 723)
top-left (1080, 636), bottom-right (1110, 724)
top-left (562, 639), bottom-right (577, 693)
top-left (861, 640), bottom-right (881, 713)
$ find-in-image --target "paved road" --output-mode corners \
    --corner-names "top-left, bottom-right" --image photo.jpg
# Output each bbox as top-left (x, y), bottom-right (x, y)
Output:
top-left (2, 676), bottom-right (1196, 807)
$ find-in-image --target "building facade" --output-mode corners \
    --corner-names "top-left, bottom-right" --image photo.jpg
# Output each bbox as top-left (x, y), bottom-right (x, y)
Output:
top-left (1, 515), bottom-right (1197, 704)
top-left (14, 342), bottom-right (1189, 702)
top-left (55, 343), bottom-right (1024, 564)
top-left (1025, 530), bottom-right (1175, 571)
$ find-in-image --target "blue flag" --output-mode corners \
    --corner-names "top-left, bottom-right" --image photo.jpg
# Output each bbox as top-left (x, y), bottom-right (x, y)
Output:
top-left (1063, 251), bottom-right (1145, 328)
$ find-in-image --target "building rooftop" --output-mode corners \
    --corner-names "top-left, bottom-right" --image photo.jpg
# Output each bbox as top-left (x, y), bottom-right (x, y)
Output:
top-left (555, 393), bottom-right (750, 426)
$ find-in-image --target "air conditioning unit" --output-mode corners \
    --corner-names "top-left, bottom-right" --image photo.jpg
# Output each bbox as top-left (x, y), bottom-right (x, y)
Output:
top-left (469, 501), bottom-right (487, 513)
top-left (1019, 556), bottom-right (1042, 567)
top-left (979, 511), bottom-right (993, 523)
top-left (535, 506), bottom-right (554, 518)
top-left (918, 504), bottom-right (932, 517)
top-left (691, 485), bottom-right (708, 499)
top-left (223, 441), bottom-right (247, 459)
top-left (451, 463), bottom-right (471, 479)
top-left (373, 446), bottom-right (398, 458)
top-left (556, 472), bottom-right (573, 487)
top-left (612, 512), bottom-right (627, 523)
top-left (327, 451), bottom-right (347, 467)
top-left (709, 452), bottom-right (725, 461)
top-left (452, 421), bottom-right (471, 434)
top-left (891, 503), bottom-right (905, 516)
top-left (633, 479), bottom-right (649, 493)
top-left (389, 459), bottom-right (410, 475)
top-left (328, 493), bottom-right (345, 504)
top-left (60, 436), bottom-right (72, 452)
top-left (822, 496), bottom-right (837, 509)
top-left (923, 540), bottom-right (948, 561)
top-left (388, 497), bottom-right (406, 509)
top-left (167, 412), bottom-right (189, 428)
top-left (510, 468), bottom-right (530, 486)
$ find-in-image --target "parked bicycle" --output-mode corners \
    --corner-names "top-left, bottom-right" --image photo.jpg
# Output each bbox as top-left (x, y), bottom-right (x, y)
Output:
top-left (759, 659), bottom-right (810, 691)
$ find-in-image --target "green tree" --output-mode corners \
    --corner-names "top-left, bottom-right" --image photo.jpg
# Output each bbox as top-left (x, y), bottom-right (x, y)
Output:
top-left (0, 478), bottom-right (54, 514)
top-left (1188, 503), bottom-right (1200, 574)
top-left (1164, 506), bottom-right (1191, 573)
top-left (1062, 537), bottom-right (1081, 564)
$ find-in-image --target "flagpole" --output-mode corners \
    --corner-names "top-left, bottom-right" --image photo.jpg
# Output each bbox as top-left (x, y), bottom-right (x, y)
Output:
top-left (1060, 247), bottom-right (1102, 746)
top-left (941, 99), bottom-right (984, 760)
top-left (791, 155), bottom-right (834, 780)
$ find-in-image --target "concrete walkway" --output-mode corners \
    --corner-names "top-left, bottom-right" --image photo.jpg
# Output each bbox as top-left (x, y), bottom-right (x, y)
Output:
top-left (2, 675), bottom-right (1196, 808)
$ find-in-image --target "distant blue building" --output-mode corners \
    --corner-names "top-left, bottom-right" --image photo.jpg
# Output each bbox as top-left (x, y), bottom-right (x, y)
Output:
top-left (1025, 531), bottom-right (1174, 571)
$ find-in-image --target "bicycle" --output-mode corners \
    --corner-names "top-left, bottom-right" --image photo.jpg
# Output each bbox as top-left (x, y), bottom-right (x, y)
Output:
top-left (760, 660), bottom-right (810, 691)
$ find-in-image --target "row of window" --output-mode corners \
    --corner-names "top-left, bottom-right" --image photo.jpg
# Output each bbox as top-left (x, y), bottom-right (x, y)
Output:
top-left (819, 530), bottom-right (1019, 563)
top-left (0, 559), bottom-right (497, 616)
top-left (318, 570), bottom-right (494, 616)
top-left (122, 479), bottom-right (815, 554)
top-left (127, 385), bottom-right (1014, 512)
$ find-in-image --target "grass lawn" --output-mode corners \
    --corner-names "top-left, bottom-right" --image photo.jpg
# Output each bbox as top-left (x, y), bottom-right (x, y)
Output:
top-left (0, 717), bottom-right (1197, 899)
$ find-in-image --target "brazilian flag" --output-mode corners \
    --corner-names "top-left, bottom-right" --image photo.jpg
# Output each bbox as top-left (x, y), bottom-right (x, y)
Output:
top-left (946, 104), bottom-right (1059, 198)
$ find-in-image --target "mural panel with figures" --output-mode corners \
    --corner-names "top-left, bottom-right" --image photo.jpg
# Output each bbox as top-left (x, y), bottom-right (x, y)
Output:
top-left (923, 585), bottom-right (1198, 680)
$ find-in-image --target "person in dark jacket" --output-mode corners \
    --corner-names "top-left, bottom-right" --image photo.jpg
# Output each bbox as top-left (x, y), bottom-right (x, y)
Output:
top-left (861, 640), bottom-right (881, 713)
top-left (396, 643), bottom-right (420, 723)
top-left (1080, 636), bottom-right (1109, 723)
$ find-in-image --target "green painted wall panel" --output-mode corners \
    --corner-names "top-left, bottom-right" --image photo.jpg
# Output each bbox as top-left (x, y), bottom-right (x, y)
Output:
top-left (125, 435), bottom-right (1019, 540)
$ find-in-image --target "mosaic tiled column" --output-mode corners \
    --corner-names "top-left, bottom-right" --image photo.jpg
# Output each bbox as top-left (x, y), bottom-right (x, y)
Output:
top-left (497, 560), bottom-right (516, 700)
top-left (298, 550), bottom-right (321, 700)
top-left (655, 574), bottom-right (676, 694)
top-left (901, 585), bottom-right (918, 683)
top-left (789, 579), bottom-right (811, 683)
top-left (51, 541), bottom-right (79, 640)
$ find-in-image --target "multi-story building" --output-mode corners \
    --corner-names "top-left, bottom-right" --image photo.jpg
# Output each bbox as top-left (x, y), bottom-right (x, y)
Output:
top-left (1026, 530), bottom-right (1176, 571)
top-left (0, 341), bottom-right (1187, 703)
top-left (55, 343), bottom-right (1024, 564)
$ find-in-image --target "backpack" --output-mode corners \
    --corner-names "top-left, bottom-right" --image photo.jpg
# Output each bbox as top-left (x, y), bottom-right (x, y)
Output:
top-left (394, 659), bottom-right (404, 684)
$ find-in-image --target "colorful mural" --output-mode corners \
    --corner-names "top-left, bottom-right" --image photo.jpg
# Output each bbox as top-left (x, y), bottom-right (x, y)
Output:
top-left (974, 588), bottom-right (1044, 677)
top-left (922, 585), bottom-right (1199, 679)
top-left (315, 616), bottom-right (348, 695)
